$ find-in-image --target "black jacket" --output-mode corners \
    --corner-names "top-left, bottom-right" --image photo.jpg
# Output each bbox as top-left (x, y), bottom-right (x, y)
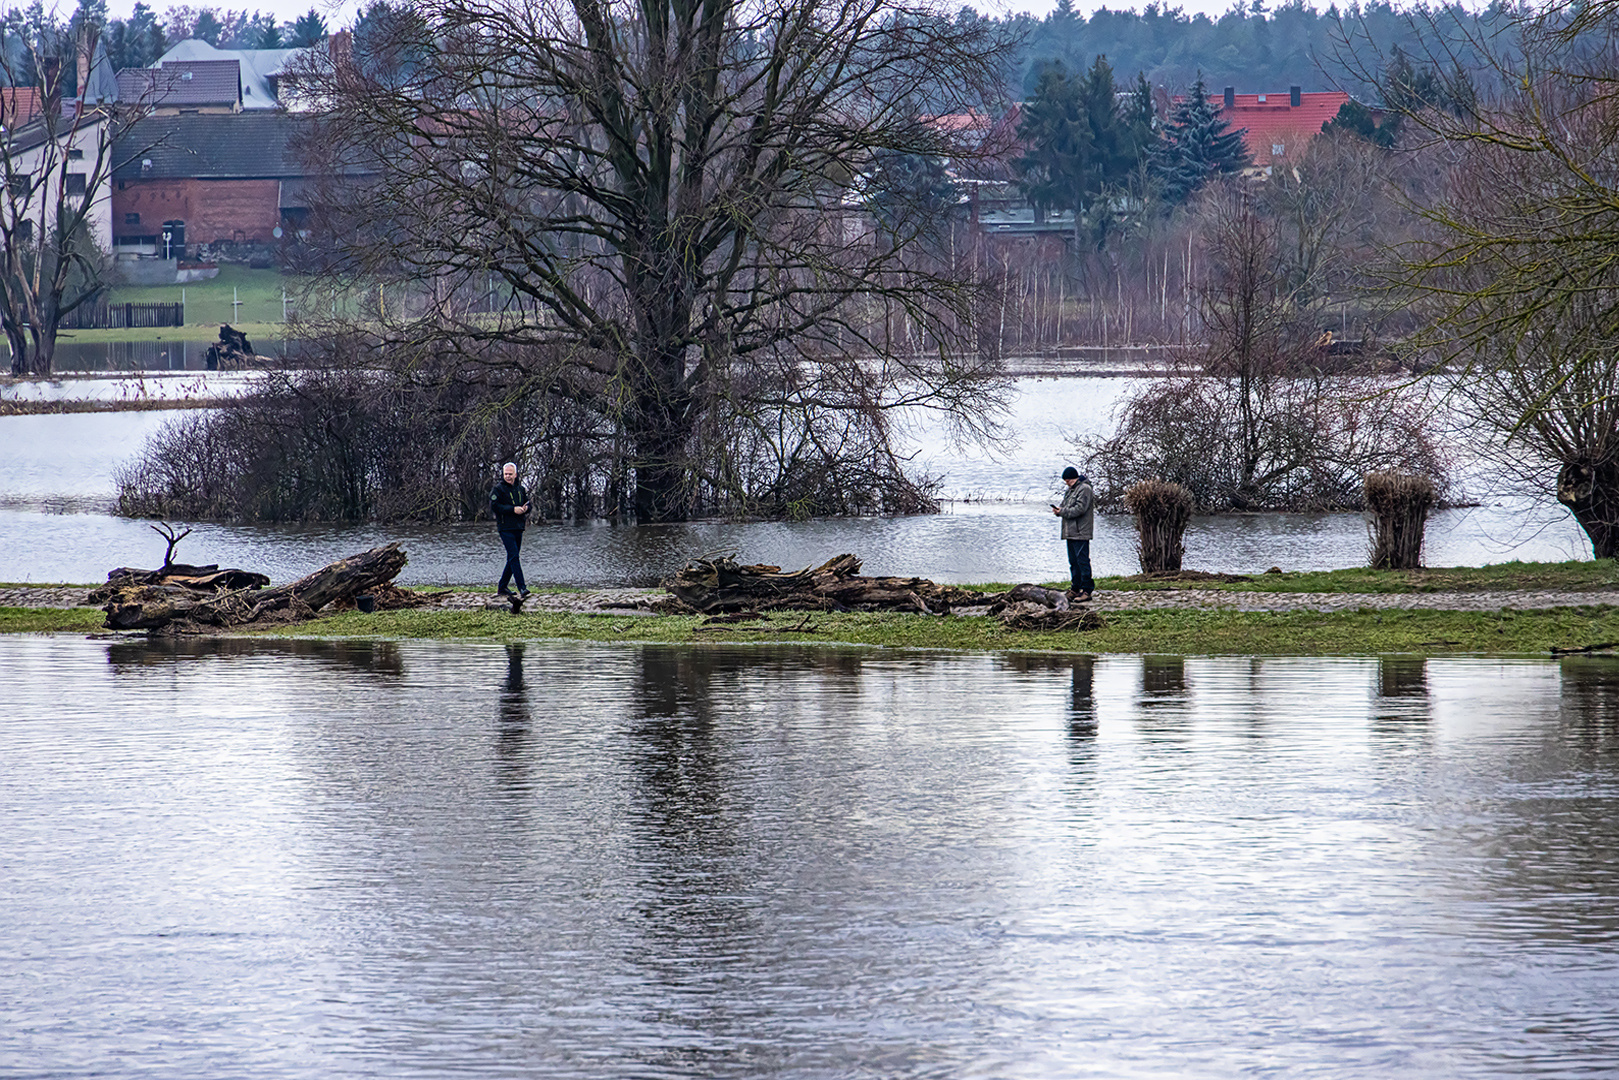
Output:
top-left (490, 479), bottom-right (529, 531)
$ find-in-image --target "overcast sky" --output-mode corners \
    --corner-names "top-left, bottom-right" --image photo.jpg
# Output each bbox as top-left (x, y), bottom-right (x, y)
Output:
top-left (97, 0), bottom-right (1254, 32)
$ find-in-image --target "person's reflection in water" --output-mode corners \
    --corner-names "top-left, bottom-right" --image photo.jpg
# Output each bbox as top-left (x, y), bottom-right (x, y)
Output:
top-left (495, 643), bottom-right (532, 796)
top-left (1069, 655), bottom-right (1097, 732)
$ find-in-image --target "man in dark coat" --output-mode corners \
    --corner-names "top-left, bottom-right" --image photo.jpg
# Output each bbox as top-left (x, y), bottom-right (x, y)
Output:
top-left (490, 462), bottom-right (531, 598)
top-left (1052, 466), bottom-right (1095, 601)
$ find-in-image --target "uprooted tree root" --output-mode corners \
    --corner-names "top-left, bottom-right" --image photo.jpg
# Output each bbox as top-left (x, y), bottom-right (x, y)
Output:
top-left (99, 543), bottom-right (415, 634)
top-left (659, 554), bottom-right (1104, 632)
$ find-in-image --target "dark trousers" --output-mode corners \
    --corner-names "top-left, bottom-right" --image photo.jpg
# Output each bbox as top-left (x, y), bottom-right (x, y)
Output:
top-left (498, 529), bottom-right (526, 593)
top-left (1066, 538), bottom-right (1094, 595)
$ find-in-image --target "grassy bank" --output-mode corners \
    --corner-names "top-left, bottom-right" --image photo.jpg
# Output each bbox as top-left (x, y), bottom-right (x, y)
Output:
top-left (9, 602), bottom-right (1619, 656)
top-left (1093, 559), bottom-right (1619, 595)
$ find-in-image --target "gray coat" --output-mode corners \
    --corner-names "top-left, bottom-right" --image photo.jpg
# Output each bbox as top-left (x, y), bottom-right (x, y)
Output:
top-left (1058, 479), bottom-right (1095, 540)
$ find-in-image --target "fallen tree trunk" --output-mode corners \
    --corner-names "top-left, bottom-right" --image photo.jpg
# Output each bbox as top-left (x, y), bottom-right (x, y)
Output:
top-left (88, 565), bottom-right (271, 604)
top-left (103, 543), bottom-right (409, 633)
top-left (661, 553), bottom-right (995, 614)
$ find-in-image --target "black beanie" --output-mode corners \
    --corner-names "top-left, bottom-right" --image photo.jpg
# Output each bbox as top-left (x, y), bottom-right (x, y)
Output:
top-left (1061, 466), bottom-right (1080, 480)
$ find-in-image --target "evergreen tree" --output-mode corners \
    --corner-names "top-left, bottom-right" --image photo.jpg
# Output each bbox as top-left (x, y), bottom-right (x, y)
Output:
top-left (249, 12), bottom-right (281, 49)
top-left (103, 2), bottom-right (165, 69)
top-left (192, 10), bottom-right (223, 46)
top-left (1015, 55), bottom-right (1143, 216)
top-left (1321, 98), bottom-right (1396, 148)
top-left (290, 9), bottom-right (326, 46)
top-left (1150, 75), bottom-right (1250, 204)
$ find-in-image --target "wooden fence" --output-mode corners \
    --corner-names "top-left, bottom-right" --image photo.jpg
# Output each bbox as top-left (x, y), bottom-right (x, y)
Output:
top-left (59, 300), bottom-right (185, 330)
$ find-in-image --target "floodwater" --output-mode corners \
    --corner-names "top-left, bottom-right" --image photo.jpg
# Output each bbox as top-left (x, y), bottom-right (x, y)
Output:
top-left (0, 378), bottom-right (1593, 586)
top-left (5, 636), bottom-right (1619, 1077)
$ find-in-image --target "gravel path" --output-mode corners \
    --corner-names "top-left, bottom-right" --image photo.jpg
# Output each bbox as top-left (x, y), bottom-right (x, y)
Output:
top-left (7, 584), bottom-right (1619, 614)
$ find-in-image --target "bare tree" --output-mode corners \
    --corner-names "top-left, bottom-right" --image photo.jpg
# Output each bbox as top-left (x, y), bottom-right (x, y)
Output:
top-left (0, 21), bottom-right (126, 376)
top-left (1380, 4), bottom-right (1619, 555)
top-left (291, 0), bottom-right (1015, 523)
top-left (1085, 178), bottom-right (1448, 511)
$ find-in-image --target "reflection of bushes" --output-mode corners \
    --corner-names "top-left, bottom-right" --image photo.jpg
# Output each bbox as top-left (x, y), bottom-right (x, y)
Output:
top-left (116, 345), bottom-right (939, 523)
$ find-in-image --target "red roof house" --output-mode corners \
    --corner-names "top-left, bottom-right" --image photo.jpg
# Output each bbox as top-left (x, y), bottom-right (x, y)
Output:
top-left (1213, 86), bottom-right (1351, 164)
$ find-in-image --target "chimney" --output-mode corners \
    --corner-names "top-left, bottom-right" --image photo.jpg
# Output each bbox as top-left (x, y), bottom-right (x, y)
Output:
top-left (329, 30), bottom-right (352, 65)
top-left (1223, 86), bottom-right (1235, 109)
top-left (76, 30), bottom-right (93, 100)
top-left (1290, 85), bottom-right (1301, 107)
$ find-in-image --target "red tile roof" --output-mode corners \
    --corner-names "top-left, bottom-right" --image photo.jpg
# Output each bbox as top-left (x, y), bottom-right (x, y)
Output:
top-left (1216, 90), bottom-right (1351, 162)
top-left (0, 87), bottom-right (43, 126)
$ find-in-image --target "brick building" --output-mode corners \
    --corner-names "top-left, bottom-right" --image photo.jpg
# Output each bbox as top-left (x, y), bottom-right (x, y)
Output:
top-left (110, 112), bottom-right (312, 259)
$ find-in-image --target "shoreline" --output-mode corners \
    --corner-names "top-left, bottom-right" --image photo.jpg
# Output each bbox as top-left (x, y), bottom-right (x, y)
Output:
top-left (8, 562), bottom-right (1619, 656)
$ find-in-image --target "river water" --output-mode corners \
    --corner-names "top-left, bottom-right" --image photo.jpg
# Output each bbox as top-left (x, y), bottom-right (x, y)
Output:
top-left (0, 376), bottom-right (1594, 586)
top-left (5, 635), bottom-right (1619, 1077)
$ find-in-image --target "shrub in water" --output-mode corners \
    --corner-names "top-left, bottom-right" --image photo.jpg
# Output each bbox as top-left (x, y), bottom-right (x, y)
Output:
top-left (1364, 471), bottom-right (1437, 570)
top-left (1123, 479), bottom-right (1194, 573)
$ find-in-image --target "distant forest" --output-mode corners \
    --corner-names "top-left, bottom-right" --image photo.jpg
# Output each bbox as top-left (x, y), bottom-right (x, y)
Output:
top-left (994, 1), bottom-right (1507, 100)
top-left (6, 0), bottom-right (1505, 104)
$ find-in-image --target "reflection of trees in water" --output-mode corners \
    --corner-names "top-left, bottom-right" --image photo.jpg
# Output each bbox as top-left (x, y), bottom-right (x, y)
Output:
top-left (1559, 658), bottom-right (1619, 760)
top-left (106, 636), bottom-right (405, 677)
top-left (622, 645), bottom-right (867, 1047)
top-left (495, 643), bottom-right (532, 798)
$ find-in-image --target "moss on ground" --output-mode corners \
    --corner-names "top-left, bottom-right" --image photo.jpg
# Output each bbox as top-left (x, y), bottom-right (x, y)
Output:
top-left (0, 607), bottom-right (104, 634)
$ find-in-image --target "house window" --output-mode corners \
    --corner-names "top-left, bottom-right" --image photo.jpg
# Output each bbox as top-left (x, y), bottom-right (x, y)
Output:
top-left (8, 175), bottom-right (30, 198)
top-left (66, 173), bottom-right (87, 196)
top-left (124, 213), bottom-right (140, 225)
top-left (67, 148), bottom-right (83, 160)
top-left (16, 220), bottom-right (32, 242)
top-left (1272, 143), bottom-right (1285, 156)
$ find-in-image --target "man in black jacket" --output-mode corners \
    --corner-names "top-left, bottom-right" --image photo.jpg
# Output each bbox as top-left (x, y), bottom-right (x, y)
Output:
top-left (490, 462), bottom-right (531, 598)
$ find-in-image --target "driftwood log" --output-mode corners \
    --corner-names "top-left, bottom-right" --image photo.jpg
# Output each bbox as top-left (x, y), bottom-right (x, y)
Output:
top-left (102, 542), bottom-right (409, 632)
top-left (662, 553), bottom-right (996, 614)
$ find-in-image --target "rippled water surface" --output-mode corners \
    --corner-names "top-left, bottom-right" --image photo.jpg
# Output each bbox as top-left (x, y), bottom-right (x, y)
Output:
top-left (5, 636), bottom-right (1619, 1077)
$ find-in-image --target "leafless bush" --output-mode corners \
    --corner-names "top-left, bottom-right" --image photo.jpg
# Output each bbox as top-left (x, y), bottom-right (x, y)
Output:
top-left (1123, 479), bottom-right (1193, 572)
top-left (1084, 179), bottom-right (1450, 511)
top-left (1364, 471), bottom-right (1437, 569)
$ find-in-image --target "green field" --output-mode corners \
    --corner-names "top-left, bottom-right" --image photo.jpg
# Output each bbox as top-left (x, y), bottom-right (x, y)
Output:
top-left (107, 264), bottom-right (296, 327)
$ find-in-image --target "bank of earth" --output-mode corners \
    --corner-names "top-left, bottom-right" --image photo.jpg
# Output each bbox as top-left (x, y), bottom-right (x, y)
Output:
top-left (6, 561), bottom-right (1619, 656)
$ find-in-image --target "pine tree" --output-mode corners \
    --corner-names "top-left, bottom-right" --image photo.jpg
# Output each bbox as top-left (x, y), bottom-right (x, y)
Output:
top-left (290, 8), bottom-right (326, 47)
top-left (1150, 74), bottom-right (1250, 204)
top-left (1015, 55), bottom-right (1143, 217)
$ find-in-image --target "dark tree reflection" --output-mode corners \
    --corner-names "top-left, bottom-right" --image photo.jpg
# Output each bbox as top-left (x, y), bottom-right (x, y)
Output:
top-left (107, 637), bottom-right (405, 677)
